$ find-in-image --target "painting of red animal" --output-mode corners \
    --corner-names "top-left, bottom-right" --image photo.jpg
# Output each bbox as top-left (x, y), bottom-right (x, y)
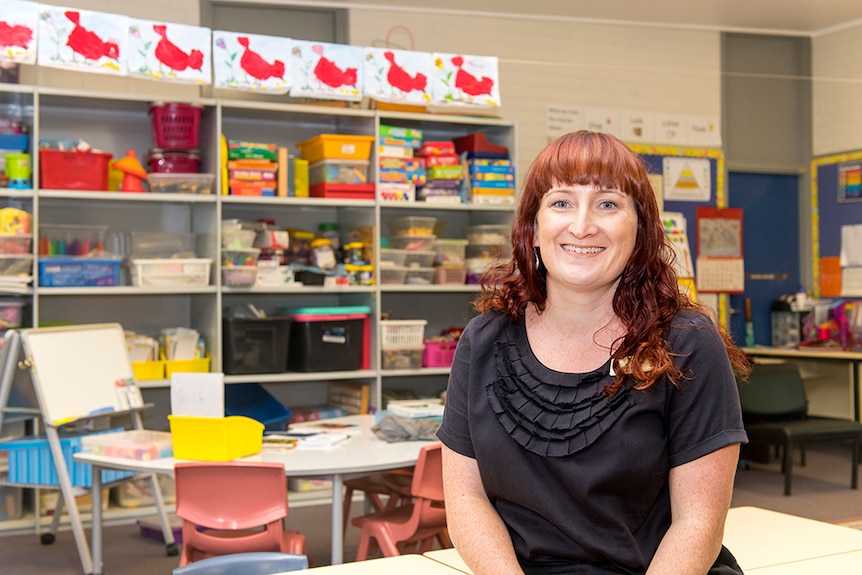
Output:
top-left (0, 21), bottom-right (33, 49)
top-left (64, 11), bottom-right (119, 60)
top-left (384, 51), bottom-right (427, 94)
top-left (312, 44), bottom-right (357, 88)
top-left (238, 37), bottom-right (285, 81)
top-left (451, 55), bottom-right (494, 97)
top-left (153, 24), bottom-right (203, 72)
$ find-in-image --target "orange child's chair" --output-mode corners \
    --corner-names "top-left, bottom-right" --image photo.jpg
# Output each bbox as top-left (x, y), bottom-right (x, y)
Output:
top-left (342, 467), bottom-right (415, 534)
top-left (174, 461), bottom-right (307, 567)
top-left (351, 443), bottom-right (451, 561)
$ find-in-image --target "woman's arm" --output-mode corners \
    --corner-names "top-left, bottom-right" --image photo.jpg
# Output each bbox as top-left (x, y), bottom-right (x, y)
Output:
top-left (646, 443), bottom-right (740, 574)
top-left (442, 445), bottom-right (524, 575)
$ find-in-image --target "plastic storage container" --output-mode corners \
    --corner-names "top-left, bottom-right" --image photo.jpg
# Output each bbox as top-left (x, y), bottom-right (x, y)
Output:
top-left (423, 340), bottom-right (458, 367)
top-left (168, 415), bottom-right (263, 461)
top-left (296, 134), bottom-right (375, 163)
top-left (277, 306), bottom-right (371, 372)
top-left (39, 149), bottom-right (112, 190)
top-left (39, 224), bottom-right (108, 256)
top-left (146, 173), bottom-right (214, 194)
top-left (39, 257), bottom-right (122, 287)
top-left (130, 232), bottom-right (196, 259)
top-left (130, 258), bottom-right (212, 287)
top-left (0, 429), bottom-right (136, 487)
top-left (380, 319), bottom-right (427, 349)
top-left (162, 353), bottom-right (210, 379)
top-left (0, 255), bottom-right (32, 277)
top-left (149, 102), bottom-right (203, 149)
top-left (382, 347), bottom-right (423, 370)
top-left (222, 265), bottom-right (258, 287)
top-left (224, 382), bottom-right (293, 431)
top-left (404, 250), bottom-right (436, 268)
top-left (388, 235), bottom-right (436, 252)
top-left (405, 267), bottom-right (435, 285)
top-left (379, 265), bottom-right (408, 284)
top-left (0, 235), bottom-right (32, 255)
top-left (387, 216), bottom-right (437, 237)
top-left (434, 238), bottom-right (468, 265)
top-left (465, 224), bottom-right (509, 244)
top-left (223, 317), bottom-right (291, 375)
top-left (0, 300), bottom-right (25, 328)
top-left (147, 148), bottom-right (200, 173)
top-left (308, 159), bottom-right (370, 184)
top-left (379, 248), bottom-right (408, 267)
top-left (81, 430), bottom-right (173, 461)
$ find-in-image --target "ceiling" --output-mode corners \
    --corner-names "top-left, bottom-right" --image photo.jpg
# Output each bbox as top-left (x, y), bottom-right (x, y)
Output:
top-left (314, 0), bottom-right (862, 36)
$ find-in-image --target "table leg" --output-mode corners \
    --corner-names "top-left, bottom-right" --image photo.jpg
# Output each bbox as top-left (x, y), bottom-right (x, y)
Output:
top-left (92, 466), bottom-right (103, 575)
top-left (331, 474), bottom-right (344, 565)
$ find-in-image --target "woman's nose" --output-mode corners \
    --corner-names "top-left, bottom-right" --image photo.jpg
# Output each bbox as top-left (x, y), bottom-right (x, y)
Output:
top-left (568, 208), bottom-right (597, 237)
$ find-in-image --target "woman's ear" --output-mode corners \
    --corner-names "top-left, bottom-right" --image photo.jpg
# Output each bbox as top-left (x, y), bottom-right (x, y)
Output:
top-left (532, 219), bottom-right (539, 247)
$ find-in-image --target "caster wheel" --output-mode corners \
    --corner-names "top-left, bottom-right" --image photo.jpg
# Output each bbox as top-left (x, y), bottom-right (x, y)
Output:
top-left (40, 533), bottom-right (55, 545)
top-left (166, 543), bottom-right (179, 557)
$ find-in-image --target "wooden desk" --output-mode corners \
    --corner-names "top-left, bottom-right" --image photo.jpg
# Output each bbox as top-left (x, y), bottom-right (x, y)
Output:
top-left (743, 347), bottom-right (862, 421)
top-left (423, 507), bottom-right (862, 574)
top-left (746, 549), bottom-right (862, 574)
top-left (724, 506), bottom-right (862, 570)
top-left (304, 554), bottom-right (464, 574)
top-left (74, 415), bottom-right (435, 574)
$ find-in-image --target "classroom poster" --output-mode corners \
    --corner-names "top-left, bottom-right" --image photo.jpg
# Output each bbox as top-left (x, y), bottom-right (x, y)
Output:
top-left (662, 156), bottom-right (711, 202)
top-left (127, 20), bottom-right (211, 84)
top-left (431, 53), bottom-right (500, 107)
top-left (213, 31), bottom-right (290, 93)
top-left (838, 161), bottom-right (862, 202)
top-left (363, 47), bottom-right (433, 105)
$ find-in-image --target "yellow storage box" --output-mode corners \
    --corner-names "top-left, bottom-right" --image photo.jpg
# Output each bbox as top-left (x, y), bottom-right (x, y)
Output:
top-left (296, 134), bottom-right (374, 163)
top-left (132, 360), bottom-right (165, 381)
top-left (168, 415), bottom-right (264, 461)
top-left (161, 353), bottom-right (210, 379)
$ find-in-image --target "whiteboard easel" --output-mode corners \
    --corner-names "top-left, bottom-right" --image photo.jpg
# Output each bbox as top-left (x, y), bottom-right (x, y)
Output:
top-left (0, 323), bottom-right (176, 575)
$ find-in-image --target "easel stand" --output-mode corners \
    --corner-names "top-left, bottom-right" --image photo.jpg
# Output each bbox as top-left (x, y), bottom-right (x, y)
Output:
top-left (0, 325), bottom-right (177, 575)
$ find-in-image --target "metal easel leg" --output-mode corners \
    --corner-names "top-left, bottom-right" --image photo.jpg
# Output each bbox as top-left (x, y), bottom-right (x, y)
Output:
top-left (148, 473), bottom-right (178, 556)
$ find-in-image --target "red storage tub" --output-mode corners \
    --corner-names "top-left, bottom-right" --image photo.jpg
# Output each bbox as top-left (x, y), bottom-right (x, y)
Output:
top-left (452, 132), bottom-right (508, 156)
top-left (148, 148), bottom-right (200, 173)
top-left (309, 182), bottom-right (375, 199)
top-left (39, 149), bottom-right (112, 190)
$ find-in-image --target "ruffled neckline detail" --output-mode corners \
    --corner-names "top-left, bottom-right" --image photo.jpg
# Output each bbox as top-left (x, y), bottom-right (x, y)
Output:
top-left (486, 320), bottom-right (634, 457)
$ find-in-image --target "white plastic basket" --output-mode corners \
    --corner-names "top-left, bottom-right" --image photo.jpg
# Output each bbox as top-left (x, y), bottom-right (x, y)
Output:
top-left (380, 319), bottom-right (428, 350)
top-left (130, 258), bottom-right (212, 287)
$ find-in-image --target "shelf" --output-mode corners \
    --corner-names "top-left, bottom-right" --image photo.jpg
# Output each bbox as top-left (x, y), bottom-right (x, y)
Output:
top-left (38, 190), bottom-right (217, 204)
top-left (35, 286), bottom-right (217, 296)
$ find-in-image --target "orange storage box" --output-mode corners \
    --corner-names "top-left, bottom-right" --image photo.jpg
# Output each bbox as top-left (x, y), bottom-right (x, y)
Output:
top-left (296, 134), bottom-right (374, 163)
top-left (39, 149), bottom-right (112, 190)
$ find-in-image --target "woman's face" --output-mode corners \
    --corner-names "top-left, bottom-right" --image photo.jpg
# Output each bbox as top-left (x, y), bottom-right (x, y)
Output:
top-left (533, 183), bottom-right (638, 297)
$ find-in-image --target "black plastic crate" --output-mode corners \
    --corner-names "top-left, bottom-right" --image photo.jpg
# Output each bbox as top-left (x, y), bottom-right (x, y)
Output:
top-left (287, 316), bottom-right (365, 372)
top-left (223, 317), bottom-right (291, 375)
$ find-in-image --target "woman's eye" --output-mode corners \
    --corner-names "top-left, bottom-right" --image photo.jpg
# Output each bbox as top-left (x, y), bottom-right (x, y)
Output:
top-left (599, 200), bottom-right (617, 209)
top-left (551, 199), bottom-right (570, 209)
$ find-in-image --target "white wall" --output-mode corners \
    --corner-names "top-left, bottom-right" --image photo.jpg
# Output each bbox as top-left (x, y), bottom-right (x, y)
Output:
top-left (813, 25), bottom-right (862, 156)
top-left (20, 2), bottom-right (723, 175)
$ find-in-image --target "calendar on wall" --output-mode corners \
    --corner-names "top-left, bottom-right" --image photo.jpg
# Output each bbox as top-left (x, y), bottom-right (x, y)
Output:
top-left (695, 207), bottom-right (744, 293)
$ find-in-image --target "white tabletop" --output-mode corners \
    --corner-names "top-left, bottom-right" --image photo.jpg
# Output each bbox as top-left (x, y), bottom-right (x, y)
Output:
top-left (724, 506), bottom-right (862, 570)
top-left (745, 549), bottom-right (862, 574)
top-left (424, 548), bottom-right (472, 573)
top-left (303, 554), bottom-right (464, 574)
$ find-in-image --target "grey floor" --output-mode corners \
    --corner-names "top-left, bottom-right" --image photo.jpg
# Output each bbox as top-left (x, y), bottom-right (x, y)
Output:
top-left (3, 442), bottom-right (862, 574)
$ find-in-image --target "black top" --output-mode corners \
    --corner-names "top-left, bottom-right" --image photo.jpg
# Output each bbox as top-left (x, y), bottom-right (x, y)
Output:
top-left (438, 310), bottom-right (748, 575)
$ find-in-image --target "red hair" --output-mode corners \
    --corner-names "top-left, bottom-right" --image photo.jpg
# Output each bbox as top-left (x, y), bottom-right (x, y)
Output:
top-left (476, 131), bottom-right (749, 390)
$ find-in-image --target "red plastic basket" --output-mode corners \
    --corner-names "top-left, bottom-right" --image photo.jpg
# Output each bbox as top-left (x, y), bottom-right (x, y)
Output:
top-left (422, 340), bottom-right (458, 367)
top-left (39, 149), bottom-right (112, 190)
top-left (149, 103), bottom-right (202, 149)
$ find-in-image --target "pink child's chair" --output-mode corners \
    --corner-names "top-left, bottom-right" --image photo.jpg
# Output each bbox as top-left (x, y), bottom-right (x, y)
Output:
top-left (351, 443), bottom-right (451, 560)
top-left (174, 461), bottom-right (307, 567)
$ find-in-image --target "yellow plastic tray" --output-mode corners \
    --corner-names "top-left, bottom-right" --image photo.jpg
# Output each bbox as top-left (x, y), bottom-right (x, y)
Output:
top-left (168, 415), bottom-right (263, 461)
top-left (161, 353), bottom-right (210, 379)
top-left (296, 134), bottom-right (374, 163)
top-left (132, 360), bottom-right (165, 381)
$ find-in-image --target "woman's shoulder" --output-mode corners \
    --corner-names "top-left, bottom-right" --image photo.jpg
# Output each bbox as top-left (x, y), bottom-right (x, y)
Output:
top-left (463, 310), bottom-right (513, 339)
top-left (667, 309), bottom-right (725, 350)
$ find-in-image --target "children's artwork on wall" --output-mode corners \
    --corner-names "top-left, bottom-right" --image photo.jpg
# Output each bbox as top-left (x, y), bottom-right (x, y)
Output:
top-left (290, 40), bottom-right (362, 101)
top-left (213, 31), bottom-right (290, 93)
top-left (37, 6), bottom-right (127, 75)
top-left (0, 0), bottom-right (38, 65)
top-left (128, 20), bottom-right (211, 84)
top-left (363, 47), bottom-right (432, 105)
top-left (432, 53), bottom-right (501, 107)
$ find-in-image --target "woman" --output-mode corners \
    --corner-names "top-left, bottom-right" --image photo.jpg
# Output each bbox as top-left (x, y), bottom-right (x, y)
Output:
top-left (438, 131), bottom-right (750, 574)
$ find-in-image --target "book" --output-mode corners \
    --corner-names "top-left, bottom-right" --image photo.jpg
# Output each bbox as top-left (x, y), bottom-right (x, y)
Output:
top-left (386, 399), bottom-right (445, 418)
top-left (277, 147), bottom-right (289, 197)
top-left (269, 429), bottom-right (353, 450)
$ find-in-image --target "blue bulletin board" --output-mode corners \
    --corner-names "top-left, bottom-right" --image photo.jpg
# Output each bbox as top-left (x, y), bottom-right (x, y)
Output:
top-left (812, 151), bottom-right (862, 297)
top-left (628, 145), bottom-right (725, 322)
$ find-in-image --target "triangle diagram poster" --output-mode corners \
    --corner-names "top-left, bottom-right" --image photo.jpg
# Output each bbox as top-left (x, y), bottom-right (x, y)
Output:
top-left (662, 157), bottom-right (711, 202)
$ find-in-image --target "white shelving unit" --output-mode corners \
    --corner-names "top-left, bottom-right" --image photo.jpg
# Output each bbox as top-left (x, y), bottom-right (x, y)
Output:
top-left (0, 82), bottom-right (516, 535)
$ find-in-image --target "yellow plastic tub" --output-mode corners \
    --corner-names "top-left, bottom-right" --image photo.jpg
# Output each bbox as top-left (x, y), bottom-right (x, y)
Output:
top-left (168, 415), bottom-right (264, 461)
top-left (296, 134), bottom-right (374, 163)
top-left (162, 353), bottom-right (210, 379)
top-left (132, 360), bottom-right (165, 381)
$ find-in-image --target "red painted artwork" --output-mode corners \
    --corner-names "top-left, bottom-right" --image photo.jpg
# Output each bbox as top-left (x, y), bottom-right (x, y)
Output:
top-left (385, 50), bottom-right (427, 94)
top-left (312, 44), bottom-right (357, 88)
top-left (65, 11), bottom-right (119, 60)
top-left (238, 37), bottom-right (285, 81)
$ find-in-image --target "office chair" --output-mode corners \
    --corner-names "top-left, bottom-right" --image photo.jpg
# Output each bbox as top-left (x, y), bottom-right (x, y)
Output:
top-left (738, 361), bottom-right (862, 496)
top-left (342, 467), bottom-right (415, 534)
top-left (171, 552), bottom-right (308, 574)
top-left (174, 461), bottom-right (306, 566)
top-left (351, 443), bottom-right (451, 560)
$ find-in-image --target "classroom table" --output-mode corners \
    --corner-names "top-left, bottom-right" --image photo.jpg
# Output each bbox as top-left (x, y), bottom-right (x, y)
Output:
top-left (74, 414), bottom-right (436, 575)
top-left (421, 506), bottom-right (862, 575)
top-left (302, 554), bottom-right (464, 574)
top-left (745, 549), bottom-right (862, 574)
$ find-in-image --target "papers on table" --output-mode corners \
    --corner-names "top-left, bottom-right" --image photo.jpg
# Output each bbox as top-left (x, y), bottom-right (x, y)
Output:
top-left (265, 423), bottom-right (361, 450)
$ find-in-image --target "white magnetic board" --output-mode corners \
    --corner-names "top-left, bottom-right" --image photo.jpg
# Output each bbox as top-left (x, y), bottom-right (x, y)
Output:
top-left (21, 323), bottom-right (134, 426)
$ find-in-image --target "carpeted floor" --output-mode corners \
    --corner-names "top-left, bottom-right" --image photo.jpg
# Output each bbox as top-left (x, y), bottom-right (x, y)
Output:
top-left (3, 442), bottom-right (862, 574)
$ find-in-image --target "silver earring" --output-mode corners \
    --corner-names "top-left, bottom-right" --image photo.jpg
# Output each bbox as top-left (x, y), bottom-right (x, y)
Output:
top-left (534, 249), bottom-right (541, 270)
